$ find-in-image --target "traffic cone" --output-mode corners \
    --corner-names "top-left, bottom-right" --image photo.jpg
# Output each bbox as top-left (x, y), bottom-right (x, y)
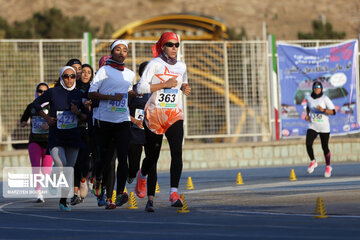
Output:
top-left (289, 169), bottom-right (297, 181)
top-left (186, 177), bottom-right (194, 190)
top-left (155, 182), bottom-right (160, 193)
top-left (236, 172), bottom-right (244, 185)
top-left (127, 192), bottom-right (138, 209)
top-left (177, 194), bottom-right (190, 213)
top-left (111, 190), bottom-right (116, 203)
top-left (314, 197), bottom-right (328, 218)
top-left (124, 186), bottom-right (128, 194)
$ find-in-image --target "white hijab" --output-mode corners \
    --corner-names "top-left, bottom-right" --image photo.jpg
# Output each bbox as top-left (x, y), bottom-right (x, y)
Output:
top-left (60, 66), bottom-right (76, 91)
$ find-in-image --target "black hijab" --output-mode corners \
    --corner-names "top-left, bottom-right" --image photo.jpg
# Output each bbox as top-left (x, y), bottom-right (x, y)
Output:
top-left (311, 81), bottom-right (323, 99)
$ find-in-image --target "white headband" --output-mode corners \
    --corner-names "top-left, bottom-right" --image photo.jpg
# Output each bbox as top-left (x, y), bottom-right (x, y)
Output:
top-left (111, 40), bottom-right (128, 51)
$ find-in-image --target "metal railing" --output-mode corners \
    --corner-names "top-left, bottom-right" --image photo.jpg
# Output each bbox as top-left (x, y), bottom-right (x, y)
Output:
top-left (2, 37), bottom-right (352, 147)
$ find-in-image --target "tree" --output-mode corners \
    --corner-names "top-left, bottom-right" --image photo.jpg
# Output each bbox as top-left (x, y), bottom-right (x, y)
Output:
top-left (4, 8), bottom-right (99, 39)
top-left (100, 21), bottom-right (115, 39)
top-left (0, 16), bottom-right (10, 38)
top-left (298, 20), bottom-right (346, 39)
top-left (227, 26), bottom-right (247, 40)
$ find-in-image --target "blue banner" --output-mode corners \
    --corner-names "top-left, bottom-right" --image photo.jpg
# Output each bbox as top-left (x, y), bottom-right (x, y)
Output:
top-left (277, 40), bottom-right (359, 137)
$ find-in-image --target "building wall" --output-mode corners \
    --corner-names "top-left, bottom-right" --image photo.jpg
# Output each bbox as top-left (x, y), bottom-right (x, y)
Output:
top-left (1, 137), bottom-right (359, 178)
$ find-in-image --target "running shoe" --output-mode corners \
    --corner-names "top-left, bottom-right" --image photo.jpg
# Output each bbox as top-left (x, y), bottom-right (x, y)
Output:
top-left (93, 179), bottom-right (102, 197)
top-left (307, 160), bottom-right (318, 174)
top-left (36, 197), bottom-right (45, 203)
top-left (135, 171), bottom-right (146, 198)
top-left (59, 202), bottom-right (71, 212)
top-left (105, 199), bottom-right (116, 209)
top-left (145, 200), bottom-right (155, 212)
top-left (127, 177), bottom-right (135, 184)
top-left (79, 179), bottom-right (88, 199)
top-left (169, 192), bottom-right (183, 207)
top-left (115, 192), bottom-right (129, 207)
top-left (97, 190), bottom-right (106, 207)
top-left (88, 177), bottom-right (94, 192)
top-left (70, 194), bottom-right (81, 205)
top-left (36, 190), bottom-right (45, 203)
top-left (324, 166), bottom-right (333, 178)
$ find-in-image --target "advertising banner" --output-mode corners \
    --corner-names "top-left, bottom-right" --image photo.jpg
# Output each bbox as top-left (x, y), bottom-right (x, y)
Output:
top-left (277, 40), bottom-right (359, 137)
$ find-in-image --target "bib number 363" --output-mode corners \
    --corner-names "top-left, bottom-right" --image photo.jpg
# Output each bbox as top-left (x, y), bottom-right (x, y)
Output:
top-left (155, 89), bottom-right (179, 109)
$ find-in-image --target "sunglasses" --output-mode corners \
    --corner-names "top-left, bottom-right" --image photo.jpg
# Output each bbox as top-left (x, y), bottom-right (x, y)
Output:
top-left (314, 85), bottom-right (322, 89)
top-left (37, 89), bottom-right (46, 94)
top-left (164, 42), bottom-right (179, 48)
top-left (62, 74), bottom-right (76, 79)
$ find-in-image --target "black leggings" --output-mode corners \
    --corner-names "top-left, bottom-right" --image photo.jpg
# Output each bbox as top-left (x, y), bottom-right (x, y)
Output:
top-left (74, 127), bottom-right (91, 188)
top-left (128, 144), bottom-right (157, 196)
top-left (94, 120), bottom-right (130, 199)
top-left (306, 129), bottom-right (330, 162)
top-left (141, 120), bottom-right (183, 189)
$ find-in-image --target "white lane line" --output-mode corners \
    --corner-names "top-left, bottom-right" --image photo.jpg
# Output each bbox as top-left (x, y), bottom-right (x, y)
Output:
top-left (198, 209), bottom-right (360, 219)
top-left (0, 226), bottom-right (341, 240)
top-left (0, 226), bottom-right (242, 238)
top-left (0, 200), bottom-right (234, 228)
top-left (184, 177), bottom-right (360, 194)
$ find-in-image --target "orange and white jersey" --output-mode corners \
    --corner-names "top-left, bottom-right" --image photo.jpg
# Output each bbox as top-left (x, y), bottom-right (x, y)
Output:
top-left (137, 57), bottom-right (188, 135)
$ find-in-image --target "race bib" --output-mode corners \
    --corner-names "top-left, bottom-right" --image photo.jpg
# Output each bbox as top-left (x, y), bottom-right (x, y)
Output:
top-left (31, 116), bottom-right (49, 134)
top-left (310, 113), bottom-right (328, 123)
top-left (56, 111), bottom-right (78, 129)
top-left (107, 93), bottom-right (128, 113)
top-left (135, 108), bottom-right (144, 120)
top-left (155, 89), bottom-right (179, 109)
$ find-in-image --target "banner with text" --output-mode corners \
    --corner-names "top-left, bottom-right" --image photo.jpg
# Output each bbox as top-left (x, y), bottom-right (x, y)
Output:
top-left (277, 40), bottom-right (359, 137)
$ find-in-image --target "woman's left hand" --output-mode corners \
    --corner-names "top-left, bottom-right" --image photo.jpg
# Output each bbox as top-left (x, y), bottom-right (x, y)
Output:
top-left (317, 106), bottom-right (325, 113)
top-left (181, 84), bottom-right (191, 96)
top-left (71, 103), bottom-right (81, 116)
top-left (41, 123), bottom-right (49, 130)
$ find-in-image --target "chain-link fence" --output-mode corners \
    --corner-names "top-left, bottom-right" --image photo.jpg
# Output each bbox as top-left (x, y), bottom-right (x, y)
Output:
top-left (182, 41), bottom-right (270, 141)
top-left (0, 40), bottom-right (83, 148)
top-left (7, 38), bottom-right (346, 147)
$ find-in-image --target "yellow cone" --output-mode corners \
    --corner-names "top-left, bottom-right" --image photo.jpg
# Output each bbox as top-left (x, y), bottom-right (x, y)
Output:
top-left (111, 190), bottom-right (116, 203)
top-left (155, 182), bottom-right (160, 193)
top-left (236, 172), bottom-right (244, 185)
top-left (124, 186), bottom-right (128, 194)
top-left (127, 192), bottom-right (138, 209)
top-left (177, 194), bottom-right (190, 213)
top-left (186, 176), bottom-right (194, 190)
top-left (289, 169), bottom-right (297, 181)
top-left (314, 197), bottom-right (328, 218)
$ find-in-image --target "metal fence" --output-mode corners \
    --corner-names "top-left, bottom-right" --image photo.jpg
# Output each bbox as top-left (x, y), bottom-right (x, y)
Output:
top-left (0, 39), bottom-right (83, 148)
top-left (0, 38), bottom-right (272, 147)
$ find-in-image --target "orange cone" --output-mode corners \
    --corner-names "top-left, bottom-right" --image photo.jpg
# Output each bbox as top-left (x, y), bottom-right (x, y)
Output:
top-left (127, 192), bottom-right (138, 209)
top-left (177, 194), bottom-right (190, 213)
top-left (314, 197), bottom-right (328, 218)
top-left (289, 169), bottom-right (297, 181)
top-left (186, 177), bottom-right (194, 190)
top-left (155, 182), bottom-right (160, 193)
top-left (236, 172), bottom-right (244, 185)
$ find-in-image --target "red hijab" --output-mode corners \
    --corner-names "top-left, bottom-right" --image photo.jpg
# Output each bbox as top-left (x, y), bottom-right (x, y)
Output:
top-left (98, 55), bottom-right (111, 68)
top-left (152, 32), bottom-right (179, 58)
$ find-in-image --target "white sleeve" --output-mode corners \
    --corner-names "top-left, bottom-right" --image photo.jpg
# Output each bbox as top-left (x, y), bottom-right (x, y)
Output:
top-left (89, 68), bottom-right (106, 93)
top-left (128, 71), bottom-right (136, 92)
top-left (182, 64), bottom-right (188, 84)
top-left (136, 62), bottom-right (155, 94)
top-left (325, 96), bottom-right (335, 110)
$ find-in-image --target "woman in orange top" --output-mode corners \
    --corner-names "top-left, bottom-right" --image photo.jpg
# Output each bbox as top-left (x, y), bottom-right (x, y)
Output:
top-left (135, 32), bottom-right (191, 210)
